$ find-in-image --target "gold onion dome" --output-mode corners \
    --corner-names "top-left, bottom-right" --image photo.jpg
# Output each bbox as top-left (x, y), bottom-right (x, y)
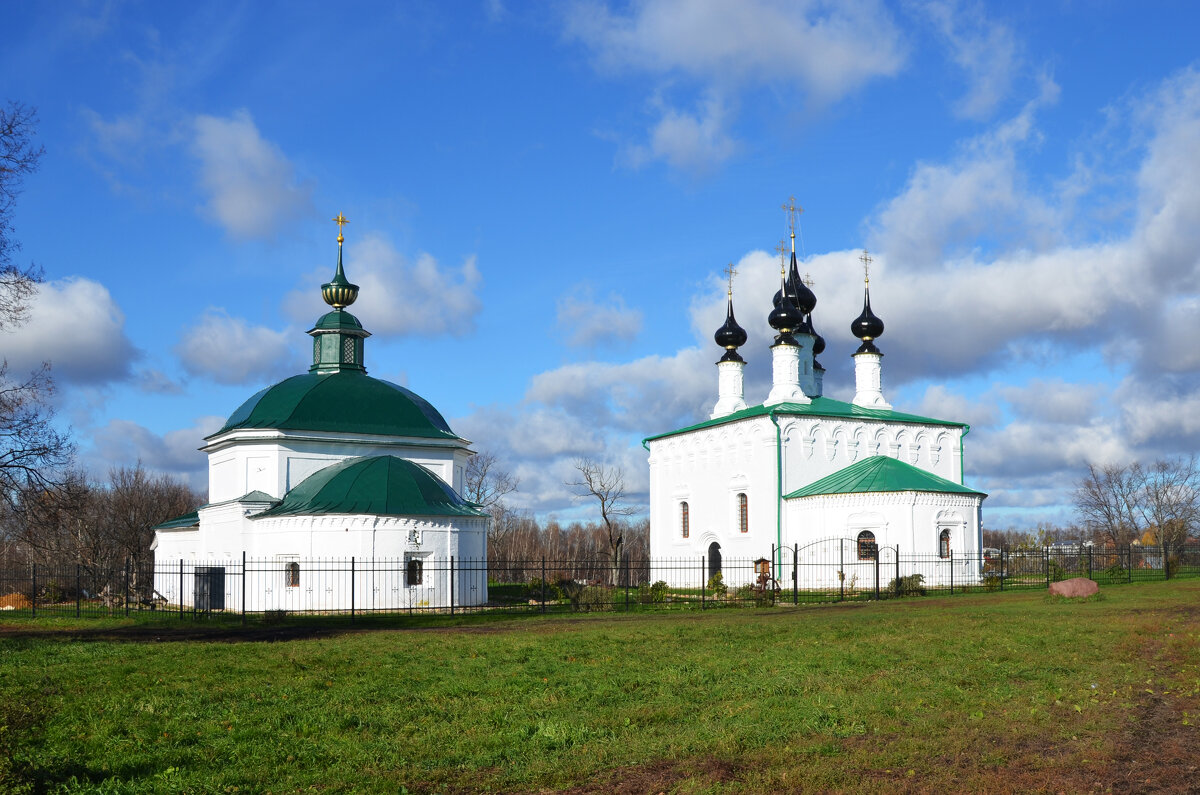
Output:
top-left (322, 213), bottom-right (360, 309)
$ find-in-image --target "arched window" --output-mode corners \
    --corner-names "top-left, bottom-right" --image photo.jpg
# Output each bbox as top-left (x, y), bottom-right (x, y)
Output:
top-left (737, 493), bottom-right (748, 533)
top-left (285, 562), bottom-right (300, 588)
top-left (406, 556), bottom-right (424, 586)
top-left (680, 502), bottom-right (690, 538)
top-left (857, 530), bottom-right (877, 560)
top-left (939, 528), bottom-right (951, 559)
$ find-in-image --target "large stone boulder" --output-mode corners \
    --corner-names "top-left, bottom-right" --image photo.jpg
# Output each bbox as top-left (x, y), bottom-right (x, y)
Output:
top-left (1049, 577), bottom-right (1099, 598)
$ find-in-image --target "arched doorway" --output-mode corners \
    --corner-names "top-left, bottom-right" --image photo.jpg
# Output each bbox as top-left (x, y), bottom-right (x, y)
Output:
top-left (707, 542), bottom-right (722, 581)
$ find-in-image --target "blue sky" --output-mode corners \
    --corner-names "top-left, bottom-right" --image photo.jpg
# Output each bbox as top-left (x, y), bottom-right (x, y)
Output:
top-left (5, 0), bottom-right (1200, 529)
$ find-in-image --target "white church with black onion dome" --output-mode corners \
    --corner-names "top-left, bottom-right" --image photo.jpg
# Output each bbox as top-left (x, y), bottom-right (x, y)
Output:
top-left (645, 203), bottom-right (986, 587)
top-left (152, 216), bottom-right (488, 611)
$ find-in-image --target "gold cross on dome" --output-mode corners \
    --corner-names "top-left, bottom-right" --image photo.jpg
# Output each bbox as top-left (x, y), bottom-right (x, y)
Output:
top-left (774, 238), bottom-right (788, 274)
top-left (803, 272), bottom-right (814, 288)
top-left (859, 249), bottom-right (873, 284)
top-left (723, 263), bottom-right (738, 296)
top-left (782, 195), bottom-right (803, 245)
top-left (332, 213), bottom-right (349, 244)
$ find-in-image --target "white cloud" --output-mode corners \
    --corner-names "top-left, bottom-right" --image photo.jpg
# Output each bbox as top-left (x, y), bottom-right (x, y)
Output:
top-left (175, 309), bottom-right (299, 386)
top-left (136, 368), bottom-right (185, 395)
top-left (622, 94), bottom-right (738, 173)
top-left (565, 0), bottom-right (904, 98)
top-left (1, 277), bottom-right (138, 385)
top-left (998, 379), bottom-right (1102, 425)
top-left (88, 415), bottom-right (223, 490)
top-left (283, 233), bottom-right (482, 338)
top-left (191, 110), bottom-right (314, 239)
top-left (556, 287), bottom-right (643, 347)
top-left (919, 0), bottom-right (1020, 120)
top-left (565, 0), bottom-right (904, 173)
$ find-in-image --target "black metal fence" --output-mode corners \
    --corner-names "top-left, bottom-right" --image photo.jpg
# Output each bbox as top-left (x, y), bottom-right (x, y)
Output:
top-left (1, 543), bottom-right (1197, 622)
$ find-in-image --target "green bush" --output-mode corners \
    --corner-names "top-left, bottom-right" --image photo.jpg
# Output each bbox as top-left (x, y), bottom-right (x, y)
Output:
top-left (706, 572), bottom-right (728, 598)
top-left (527, 577), bottom-right (565, 602)
top-left (983, 574), bottom-right (1001, 592)
top-left (887, 573), bottom-right (926, 597)
top-left (1047, 558), bottom-right (1067, 582)
top-left (569, 585), bottom-right (614, 612)
top-left (733, 584), bottom-right (755, 600)
top-left (637, 580), bottom-right (668, 604)
top-left (1103, 562), bottom-right (1127, 582)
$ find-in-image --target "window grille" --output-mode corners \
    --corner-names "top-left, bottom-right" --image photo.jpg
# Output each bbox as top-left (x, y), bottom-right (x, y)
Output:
top-left (285, 562), bottom-right (300, 588)
top-left (857, 530), bottom-right (877, 560)
top-left (939, 528), bottom-right (951, 559)
top-left (737, 493), bottom-right (748, 533)
top-left (406, 557), bottom-right (423, 586)
top-left (681, 502), bottom-right (689, 538)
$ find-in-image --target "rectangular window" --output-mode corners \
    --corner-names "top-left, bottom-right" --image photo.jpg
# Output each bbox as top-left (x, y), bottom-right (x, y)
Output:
top-left (738, 493), bottom-right (748, 533)
top-left (681, 501), bottom-right (690, 538)
top-left (406, 557), bottom-right (423, 586)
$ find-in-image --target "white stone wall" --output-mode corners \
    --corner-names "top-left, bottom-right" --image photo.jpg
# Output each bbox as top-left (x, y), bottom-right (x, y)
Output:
top-left (203, 429), bottom-right (472, 503)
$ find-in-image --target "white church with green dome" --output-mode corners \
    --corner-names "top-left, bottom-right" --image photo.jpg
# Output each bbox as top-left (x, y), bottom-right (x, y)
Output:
top-left (646, 217), bottom-right (986, 588)
top-left (153, 218), bottom-right (488, 610)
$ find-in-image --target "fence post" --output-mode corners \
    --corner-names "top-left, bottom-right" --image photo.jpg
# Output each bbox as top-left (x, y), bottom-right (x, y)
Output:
top-left (949, 550), bottom-right (954, 595)
top-left (895, 545), bottom-right (901, 597)
top-left (793, 543), bottom-right (798, 605)
top-left (124, 557), bottom-right (131, 618)
top-left (1000, 549), bottom-right (1005, 591)
top-left (351, 556), bottom-right (356, 621)
top-left (449, 556), bottom-right (455, 616)
top-left (31, 562), bottom-right (37, 618)
top-left (1128, 545), bottom-right (1133, 584)
top-left (1044, 547), bottom-right (1050, 588)
top-left (541, 557), bottom-right (546, 614)
top-left (701, 556), bottom-right (705, 610)
top-left (1087, 546), bottom-right (1092, 580)
top-left (839, 543), bottom-right (844, 602)
top-left (241, 551), bottom-right (247, 626)
top-left (179, 559), bottom-right (184, 619)
top-left (1163, 543), bottom-right (1169, 581)
top-left (623, 552), bottom-right (629, 612)
top-left (873, 552), bottom-right (880, 601)
top-left (76, 563), bottom-right (81, 618)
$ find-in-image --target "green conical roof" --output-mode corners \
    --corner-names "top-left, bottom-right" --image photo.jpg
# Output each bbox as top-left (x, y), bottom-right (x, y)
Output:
top-left (254, 455), bottom-right (487, 518)
top-left (785, 455), bottom-right (986, 499)
top-left (211, 371), bottom-right (462, 440)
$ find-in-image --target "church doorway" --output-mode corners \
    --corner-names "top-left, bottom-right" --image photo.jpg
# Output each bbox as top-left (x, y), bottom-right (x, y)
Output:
top-left (707, 542), bottom-right (722, 581)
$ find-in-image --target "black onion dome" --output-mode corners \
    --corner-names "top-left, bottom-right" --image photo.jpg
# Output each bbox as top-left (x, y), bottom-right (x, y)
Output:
top-left (851, 287), bottom-right (885, 354)
top-left (714, 297), bottom-right (748, 362)
top-left (789, 253), bottom-right (816, 314)
top-left (810, 315), bottom-right (826, 356)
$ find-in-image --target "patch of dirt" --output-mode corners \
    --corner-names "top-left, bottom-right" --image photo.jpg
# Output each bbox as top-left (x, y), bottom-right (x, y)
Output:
top-left (550, 756), bottom-right (742, 795)
top-left (0, 592), bottom-right (32, 609)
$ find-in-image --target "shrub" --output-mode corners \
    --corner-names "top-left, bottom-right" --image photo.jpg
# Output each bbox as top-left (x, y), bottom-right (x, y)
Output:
top-left (887, 573), bottom-right (926, 597)
top-left (1104, 562), bottom-right (1127, 582)
top-left (527, 577), bottom-right (565, 602)
top-left (983, 574), bottom-right (1001, 592)
top-left (1047, 559), bottom-right (1067, 582)
top-left (569, 585), bottom-right (614, 612)
top-left (637, 580), bottom-right (668, 604)
top-left (706, 572), bottom-right (728, 598)
top-left (733, 584), bottom-right (755, 600)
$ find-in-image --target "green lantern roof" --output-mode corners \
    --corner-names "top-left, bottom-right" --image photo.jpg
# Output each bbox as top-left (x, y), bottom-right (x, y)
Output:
top-left (784, 455), bottom-right (986, 499)
top-left (211, 371), bottom-right (462, 441)
top-left (311, 309), bottom-right (365, 332)
top-left (254, 455), bottom-right (487, 519)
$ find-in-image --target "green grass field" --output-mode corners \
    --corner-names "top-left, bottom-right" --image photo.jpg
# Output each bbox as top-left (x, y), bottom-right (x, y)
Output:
top-left (2, 581), bottom-right (1197, 793)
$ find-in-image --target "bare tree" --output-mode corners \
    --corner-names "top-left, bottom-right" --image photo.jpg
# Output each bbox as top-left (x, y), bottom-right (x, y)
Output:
top-left (1137, 456), bottom-right (1200, 546)
top-left (102, 463), bottom-right (204, 565)
top-left (463, 451), bottom-right (519, 558)
top-left (0, 363), bottom-right (73, 512)
top-left (1, 101), bottom-right (45, 330)
top-left (1075, 462), bottom-right (1144, 548)
top-left (567, 458), bottom-right (635, 585)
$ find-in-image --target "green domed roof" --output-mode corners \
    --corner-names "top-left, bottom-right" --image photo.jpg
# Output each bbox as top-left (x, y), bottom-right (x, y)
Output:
top-left (211, 371), bottom-right (461, 440)
top-left (255, 455), bottom-right (487, 518)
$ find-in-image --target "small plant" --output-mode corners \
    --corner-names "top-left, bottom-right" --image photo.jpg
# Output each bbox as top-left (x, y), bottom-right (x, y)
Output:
top-left (983, 574), bottom-right (1001, 592)
top-left (733, 584), bottom-right (755, 600)
top-left (706, 572), bottom-right (727, 598)
top-left (527, 577), bottom-right (565, 602)
top-left (263, 609), bottom-right (288, 624)
top-left (569, 585), bottom-right (614, 612)
top-left (637, 580), bottom-right (667, 604)
top-left (887, 573), bottom-right (926, 597)
top-left (1047, 558), bottom-right (1067, 582)
top-left (1103, 562), bottom-right (1127, 582)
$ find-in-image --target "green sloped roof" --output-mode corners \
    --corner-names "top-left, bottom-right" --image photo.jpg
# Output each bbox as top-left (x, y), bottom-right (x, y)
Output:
top-left (153, 511), bottom-right (200, 531)
top-left (254, 455), bottom-right (488, 519)
top-left (643, 396), bottom-right (965, 443)
top-left (211, 371), bottom-right (462, 441)
top-left (784, 455), bottom-right (986, 499)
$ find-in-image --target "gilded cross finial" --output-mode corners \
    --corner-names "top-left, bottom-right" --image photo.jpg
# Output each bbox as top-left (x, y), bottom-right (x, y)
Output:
top-left (803, 272), bottom-right (814, 288)
top-left (333, 213), bottom-right (349, 245)
top-left (859, 249), bottom-right (873, 285)
top-left (774, 238), bottom-right (788, 275)
top-left (723, 263), bottom-right (738, 296)
top-left (782, 195), bottom-right (803, 252)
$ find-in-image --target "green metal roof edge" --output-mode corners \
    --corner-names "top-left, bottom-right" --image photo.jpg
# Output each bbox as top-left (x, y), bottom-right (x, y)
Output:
top-left (784, 455), bottom-right (987, 499)
top-left (253, 455), bottom-right (489, 520)
top-left (152, 510), bottom-right (200, 531)
top-left (643, 396), bottom-right (966, 444)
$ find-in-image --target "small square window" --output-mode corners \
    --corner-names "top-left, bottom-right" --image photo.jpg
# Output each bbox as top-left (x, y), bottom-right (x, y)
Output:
top-left (406, 557), bottom-right (423, 586)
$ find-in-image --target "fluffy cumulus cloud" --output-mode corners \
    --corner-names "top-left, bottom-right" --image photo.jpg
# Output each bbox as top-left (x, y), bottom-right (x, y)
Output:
top-left (564, 0), bottom-right (904, 172)
top-left (283, 233), bottom-right (482, 338)
top-left (1, 277), bottom-right (138, 385)
top-left (556, 287), bottom-right (643, 347)
top-left (87, 415), bottom-right (224, 489)
top-left (191, 110), bottom-right (314, 239)
top-left (174, 309), bottom-right (299, 386)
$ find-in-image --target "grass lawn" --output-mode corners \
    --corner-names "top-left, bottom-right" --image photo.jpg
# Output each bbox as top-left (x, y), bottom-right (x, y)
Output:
top-left (1, 581), bottom-right (1198, 793)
